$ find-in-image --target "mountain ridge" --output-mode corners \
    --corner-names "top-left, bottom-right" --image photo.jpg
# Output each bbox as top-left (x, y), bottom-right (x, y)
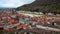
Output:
top-left (16, 0), bottom-right (60, 14)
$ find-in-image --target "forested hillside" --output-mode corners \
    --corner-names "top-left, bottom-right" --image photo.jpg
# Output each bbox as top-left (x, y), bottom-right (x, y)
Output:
top-left (16, 0), bottom-right (60, 14)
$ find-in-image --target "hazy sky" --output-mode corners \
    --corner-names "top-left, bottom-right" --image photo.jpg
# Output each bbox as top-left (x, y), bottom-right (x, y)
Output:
top-left (0, 0), bottom-right (35, 8)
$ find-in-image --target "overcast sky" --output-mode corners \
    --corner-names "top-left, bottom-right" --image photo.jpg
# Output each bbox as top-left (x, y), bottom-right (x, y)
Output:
top-left (0, 0), bottom-right (35, 8)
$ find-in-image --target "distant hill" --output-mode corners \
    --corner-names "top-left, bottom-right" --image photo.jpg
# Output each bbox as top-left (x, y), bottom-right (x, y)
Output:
top-left (16, 0), bottom-right (60, 14)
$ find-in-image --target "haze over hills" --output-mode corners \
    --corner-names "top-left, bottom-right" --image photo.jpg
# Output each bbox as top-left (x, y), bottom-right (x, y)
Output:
top-left (16, 0), bottom-right (60, 14)
top-left (0, 0), bottom-right (35, 8)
